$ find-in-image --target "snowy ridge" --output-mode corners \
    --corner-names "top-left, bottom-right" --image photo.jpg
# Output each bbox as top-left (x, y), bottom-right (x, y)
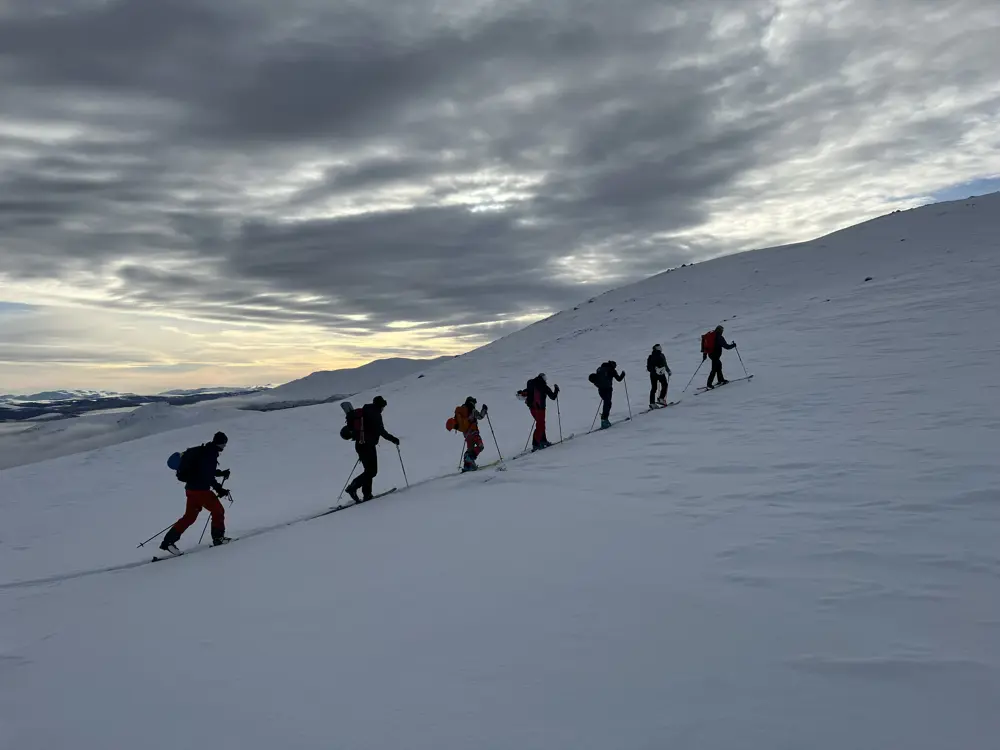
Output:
top-left (2, 194), bottom-right (999, 749)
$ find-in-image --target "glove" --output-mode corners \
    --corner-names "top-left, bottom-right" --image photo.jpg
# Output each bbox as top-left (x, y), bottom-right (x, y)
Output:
top-left (730, 341), bottom-right (736, 346)
top-left (481, 404), bottom-right (488, 414)
top-left (216, 487), bottom-right (231, 499)
top-left (220, 469), bottom-right (231, 481)
top-left (554, 385), bottom-right (560, 396)
top-left (391, 436), bottom-right (401, 446)
top-left (667, 370), bottom-right (672, 377)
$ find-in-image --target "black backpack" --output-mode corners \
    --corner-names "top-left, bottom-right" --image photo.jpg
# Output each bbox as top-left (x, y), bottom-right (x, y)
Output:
top-left (175, 445), bottom-right (202, 483)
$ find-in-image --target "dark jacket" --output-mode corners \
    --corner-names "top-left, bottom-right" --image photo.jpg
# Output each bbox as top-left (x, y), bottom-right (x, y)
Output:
top-left (592, 362), bottom-right (624, 391)
top-left (646, 350), bottom-right (670, 374)
top-left (361, 402), bottom-right (398, 446)
top-left (710, 333), bottom-right (735, 359)
top-left (184, 443), bottom-right (226, 492)
top-left (525, 377), bottom-right (558, 410)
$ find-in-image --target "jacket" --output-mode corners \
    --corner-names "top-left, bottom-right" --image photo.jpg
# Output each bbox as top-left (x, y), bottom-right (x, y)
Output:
top-left (361, 402), bottom-right (398, 446)
top-left (646, 350), bottom-right (670, 374)
top-left (592, 362), bottom-right (624, 391)
top-left (524, 377), bottom-right (558, 410)
top-left (184, 443), bottom-right (226, 492)
top-left (710, 334), bottom-right (735, 359)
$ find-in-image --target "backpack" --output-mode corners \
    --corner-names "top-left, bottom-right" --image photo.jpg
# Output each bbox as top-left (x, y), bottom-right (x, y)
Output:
top-left (340, 406), bottom-right (365, 442)
top-left (173, 445), bottom-right (200, 483)
top-left (515, 389), bottom-right (528, 402)
top-left (588, 371), bottom-right (598, 385)
top-left (452, 405), bottom-right (471, 433)
top-left (701, 330), bottom-right (717, 356)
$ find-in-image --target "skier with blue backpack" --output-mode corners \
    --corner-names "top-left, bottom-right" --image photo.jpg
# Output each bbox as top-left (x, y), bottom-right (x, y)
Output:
top-left (160, 432), bottom-right (232, 556)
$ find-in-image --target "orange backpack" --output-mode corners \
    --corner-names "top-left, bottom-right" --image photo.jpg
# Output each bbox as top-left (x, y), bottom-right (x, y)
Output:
top-left (449, 405), bottom-right (471, 433)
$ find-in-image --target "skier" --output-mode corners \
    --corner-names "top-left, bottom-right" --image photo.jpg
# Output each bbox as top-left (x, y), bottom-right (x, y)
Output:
top-left (345, 395), bottom-right (400, 502)
top-left (522, 373), bottom-right (559, 450)
top-left (450, 396), bottom-right (488, 471)
top-left (646, 344), bottom-right (672, 407)
top-left (703, 324), bottom-right (737, 389)
top-left (590, 360), bottom-right (625, 429)
top-left (159, 431), bottom-right (232, 556)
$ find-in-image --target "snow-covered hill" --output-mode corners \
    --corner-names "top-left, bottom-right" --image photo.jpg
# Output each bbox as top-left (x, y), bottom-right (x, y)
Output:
top-left (238, 355), bottom-right (453, 407)
top-left (1, 194), bottom-right (998, 749)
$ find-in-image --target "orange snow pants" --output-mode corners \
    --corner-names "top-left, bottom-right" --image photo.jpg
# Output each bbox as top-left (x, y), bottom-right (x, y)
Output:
top-left (172, 490), bottom-right (225, 538)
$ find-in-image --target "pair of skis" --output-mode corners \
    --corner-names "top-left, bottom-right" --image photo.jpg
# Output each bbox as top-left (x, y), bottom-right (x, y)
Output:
top-left (693, 374), bottom-right (754, 394)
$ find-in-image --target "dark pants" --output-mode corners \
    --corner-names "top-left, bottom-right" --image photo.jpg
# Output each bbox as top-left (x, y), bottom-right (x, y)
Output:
top-left (163, 490), bottom-right (225, 545)
top-left (599, 388), bottom-right (613, 420)
top-left (530, 406), bottom-right (547, 446)
top-left (707, 357), bottom-right (725, 387)
top-left (348, 443), bottom-right (379, 498)
top-left (649, 372), bottom-right (668, 403)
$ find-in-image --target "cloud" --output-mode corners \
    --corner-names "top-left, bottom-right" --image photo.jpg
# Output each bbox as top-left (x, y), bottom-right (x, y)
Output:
top-left (0, 0), bottom-right (998, 389)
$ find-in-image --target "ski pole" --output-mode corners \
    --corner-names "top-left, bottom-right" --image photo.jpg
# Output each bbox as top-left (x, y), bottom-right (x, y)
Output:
top-left (523, 421), bottom-right (534, 453)
top-left (485, 412), bottom-right (504, 462)
top-left (137, 523), bottom-right (173, 549)
top-left (556, 395), bottom-right (563, 443)
top-left (198, 515), bottom-right (210, 545)
top-left (458, 441), bottom-right (466, 470)
top-left (199, 480), bottom-right (229, 545)
top-left (735, 345), bottom-right (749, 377)
top-left (338, 458), bottom-right (361, 500)
top-left (682, 360), bottom-right (705, 392)
top-left (623, 375), bottom-right (633, 420)
top-left (396, 444), bottom-right (410, 487)
top-left (590, 399), bottom-right (602, 432)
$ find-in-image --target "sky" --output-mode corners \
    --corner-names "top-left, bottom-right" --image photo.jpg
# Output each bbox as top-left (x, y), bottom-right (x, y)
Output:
top-left (0, 0), bottom-right (998, 394)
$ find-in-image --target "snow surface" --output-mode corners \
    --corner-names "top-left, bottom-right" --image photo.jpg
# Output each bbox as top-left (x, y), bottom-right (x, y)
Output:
top-left (2, 195), bottom-right (999, 749)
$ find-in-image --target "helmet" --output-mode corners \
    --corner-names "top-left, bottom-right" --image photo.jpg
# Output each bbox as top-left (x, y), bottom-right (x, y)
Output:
top-left (652, 344), bottom-right (661, 351)
top-left (608, 360), bottom-right (617, 369)
top-left (212, 431), bottom-right (229, 447)
top-left (465, 396), bottom-right (477, 405)
top-left (373, 395), bottom-right (387, 408)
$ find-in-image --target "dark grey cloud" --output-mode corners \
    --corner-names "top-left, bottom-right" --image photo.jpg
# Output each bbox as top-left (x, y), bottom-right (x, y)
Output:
top-left (1, 0), bottom-right (998, 353)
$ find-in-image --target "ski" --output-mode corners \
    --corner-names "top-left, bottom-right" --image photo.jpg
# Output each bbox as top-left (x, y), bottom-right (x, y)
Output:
top-left (510, 433), bottom-right (579, 461)
top-left (694, 374), bottom-right (754, 394)
top-left (324, 487), bottom-right (398, 515)
top-left (151, 538), bottom-right (240, 563)
top-left (640, 400), bottom-right (680, 414)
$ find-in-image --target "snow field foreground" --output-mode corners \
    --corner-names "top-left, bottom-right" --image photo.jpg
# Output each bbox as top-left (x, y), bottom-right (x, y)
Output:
top-left (2, 195), bottom-right (1000, 748)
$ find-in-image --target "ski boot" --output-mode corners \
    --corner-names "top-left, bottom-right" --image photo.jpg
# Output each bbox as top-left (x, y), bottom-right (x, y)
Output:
top-left (600, 418), bottom-right (611, 429)
top-left (657, 396), bottom-right (668, 406)
top-left (346, 486), bottom-right (360, 503)
top-left (158, 540), bottom-right (182, 557)
top-left (212, 536), bottom-right (232, 547)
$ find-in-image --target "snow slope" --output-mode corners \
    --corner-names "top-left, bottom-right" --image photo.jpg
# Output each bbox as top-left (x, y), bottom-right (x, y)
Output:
top-left (2, 195), bottom-right (999, 749)
top-left (237, 354), bottom-right (454, 406)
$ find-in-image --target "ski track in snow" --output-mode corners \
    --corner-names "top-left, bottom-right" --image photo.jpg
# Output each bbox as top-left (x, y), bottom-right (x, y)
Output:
top-left (2, 195), bottom-right (1000, 749)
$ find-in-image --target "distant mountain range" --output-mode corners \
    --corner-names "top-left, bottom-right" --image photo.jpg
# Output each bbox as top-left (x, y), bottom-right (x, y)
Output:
top-left (0, 387), bottom-right (271, 422)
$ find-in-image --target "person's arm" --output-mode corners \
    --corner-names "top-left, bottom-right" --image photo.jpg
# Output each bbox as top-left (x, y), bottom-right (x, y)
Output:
top-left (380, 423), bottom-right (400, 444)
top-left (546, 383), bottom-right (558, 399)
top-left (615, 369), bottom-right (626, 381)
top-left (722, 335), bottom-right (736, 350)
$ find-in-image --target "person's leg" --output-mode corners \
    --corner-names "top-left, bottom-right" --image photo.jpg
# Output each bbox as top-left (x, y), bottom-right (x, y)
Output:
top-left (649, 372), bottom-right (657, 406)
top-left (161, 491), bottom-right (202, 547)
top-left (202, 492), bottom-right (226, 542)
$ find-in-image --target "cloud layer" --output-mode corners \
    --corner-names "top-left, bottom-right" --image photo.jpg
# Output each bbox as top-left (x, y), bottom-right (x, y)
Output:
top-left (1, 0), bottom-right (998, 389)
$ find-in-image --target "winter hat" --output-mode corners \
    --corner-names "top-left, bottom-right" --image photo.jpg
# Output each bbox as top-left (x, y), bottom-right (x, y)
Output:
top-left (715, 325), bottom-right (724, 333)
top-left (465, 396), bottom-right (477, 405)
top-left (212, 431), bottom-right (229, 446)
top-left (373, 395), bottom-right (387, 408)
top-left (538, 373), bottom-right (547, 382)
top-left (652, 344), bottom-right (662, 351)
